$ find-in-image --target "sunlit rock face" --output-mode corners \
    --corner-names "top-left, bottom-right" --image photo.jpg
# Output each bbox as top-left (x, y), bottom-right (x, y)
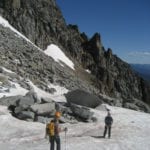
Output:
top-left (0, 0), bottom-right (150, 111)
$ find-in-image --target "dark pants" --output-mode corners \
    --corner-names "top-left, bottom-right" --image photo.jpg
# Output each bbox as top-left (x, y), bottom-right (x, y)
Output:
top-left (49, 136), bottom-right (61, 150)
top-left (103, 125), bottom-right (111, 138)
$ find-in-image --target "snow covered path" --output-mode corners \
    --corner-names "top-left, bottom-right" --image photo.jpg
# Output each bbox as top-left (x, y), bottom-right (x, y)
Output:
top-left (0, 105), bottom-right (150, 150)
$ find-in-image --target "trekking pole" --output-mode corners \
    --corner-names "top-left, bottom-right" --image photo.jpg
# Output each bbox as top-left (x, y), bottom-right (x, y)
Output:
top-left (65, 129), bottom-right (67, 150)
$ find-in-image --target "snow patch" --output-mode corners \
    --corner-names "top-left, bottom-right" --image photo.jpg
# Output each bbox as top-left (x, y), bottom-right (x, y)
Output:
top-left (27, 80), bottom-right (68, 102)
top-left (0, 82), bottom-right (28, 98)
top-left (0, 66), bottom-right (68, 102)
top-left (85, 69), bottom-right (91, 74)
top-left (44, 44), bottom-right (75, 70)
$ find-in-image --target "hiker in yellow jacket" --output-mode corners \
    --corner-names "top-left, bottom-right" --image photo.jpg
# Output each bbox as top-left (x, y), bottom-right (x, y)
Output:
top-left (45, 111), bottom-right (67, 150)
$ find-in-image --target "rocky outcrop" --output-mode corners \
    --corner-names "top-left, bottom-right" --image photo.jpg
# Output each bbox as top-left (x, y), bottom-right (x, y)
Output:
top-left (0, 90), bottom-right (95, 123)
top-left (0, 0), bottom-right (150, 111)
top-left (0, 24), bottom-right (98, 94)
top-left (0, 0), bottom-right (84, 62)
top-left (70, 103), bottom-right (94, 121)
top-left (82, 33), bottom-right (104, 63)
top-left (0, 0), bottom-right (63, 49)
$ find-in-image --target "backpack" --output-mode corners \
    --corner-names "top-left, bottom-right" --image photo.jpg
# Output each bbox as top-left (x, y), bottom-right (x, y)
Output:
top-left (46, 120), bottom-right (55, 136)
top-left (105, 116), bottom-right (113, 125)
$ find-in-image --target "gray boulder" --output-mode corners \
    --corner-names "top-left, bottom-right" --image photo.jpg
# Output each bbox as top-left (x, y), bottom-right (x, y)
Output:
top-left (14, 106), bottom-right (24, 114)
top-left (25, 90), bottom-right (41, 103)
top-left (36, 116), bottom-right (51, 124)
top-left (59, 115), bottom-right (78, 124)
top-left (95, 104), bottom-right (108, 111)
top-left (18, 96), bottom-right (35, 106)
top-left (70, 103), bottom-right (94, 121)
top-left (65, 89), bottom-right (102, 108)
top-left (30, 103), bottom-right (55, 116)
top-left (17, 90), bottom-right (41, 106)
top-left (57, 104), bottom-right (72, 114)
top-left (0, 95), bottom-right (22, 106)
top-left (17, 111), bottom-right (35, 120)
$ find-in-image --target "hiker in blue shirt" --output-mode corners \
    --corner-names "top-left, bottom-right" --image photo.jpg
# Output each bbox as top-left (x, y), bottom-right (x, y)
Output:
top-left (103, 111), bottom-right (113, 138)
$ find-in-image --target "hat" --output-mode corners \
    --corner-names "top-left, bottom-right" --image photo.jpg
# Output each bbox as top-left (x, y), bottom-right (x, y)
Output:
top-left (55, 111), bottom-right (61, 118)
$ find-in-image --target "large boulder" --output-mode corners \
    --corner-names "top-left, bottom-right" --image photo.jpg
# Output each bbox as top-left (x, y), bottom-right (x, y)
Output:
top-left (30, 103), bottom-right (55, 116)
top-left (17, 111), bottom-right (35, 120)
top-left (65, 89), bottom-right (102, 108)
top-left (25, 90), bottom-right (41, 103)
top-left (36, 116), bottom-right (51, 124)
top-left (0, 95), bottom-right (22, 106)
top-left (70, 103), bottom-right (94, 121)
top-left (17, 90), bottom-right (40, 106)
top-left (18, 96), bottom-right (35, 106)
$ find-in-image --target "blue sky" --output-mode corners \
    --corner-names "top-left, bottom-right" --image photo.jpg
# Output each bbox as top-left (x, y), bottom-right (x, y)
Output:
top-left (56, 0), bottom-right (150, 64)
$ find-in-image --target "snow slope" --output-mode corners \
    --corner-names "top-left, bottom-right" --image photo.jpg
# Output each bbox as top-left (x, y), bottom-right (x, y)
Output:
top-left (0, 104), bottom-right (150, 150)
top-left (27, 79), bottom-right (68, 102)
top-left (0, 65), bottom-right (69, 102)
top-left (0, 81), bottom-right (28, 98)
top-left (44, 44), bottom-right (75, 70)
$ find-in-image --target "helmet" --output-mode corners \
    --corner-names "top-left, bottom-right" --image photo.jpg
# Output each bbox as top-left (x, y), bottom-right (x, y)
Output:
top-left (55, 111), bottom-right (61, 118)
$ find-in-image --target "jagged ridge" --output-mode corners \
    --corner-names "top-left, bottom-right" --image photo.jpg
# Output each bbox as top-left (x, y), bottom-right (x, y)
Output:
top-left (0, 0), bottom-right (150, 111)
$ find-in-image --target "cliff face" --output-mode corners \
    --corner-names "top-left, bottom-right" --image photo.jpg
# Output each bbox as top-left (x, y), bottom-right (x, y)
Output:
top-left (0, 0), bottom-right (66, 48)
top-left (0, 0), bottom-right (150, 110)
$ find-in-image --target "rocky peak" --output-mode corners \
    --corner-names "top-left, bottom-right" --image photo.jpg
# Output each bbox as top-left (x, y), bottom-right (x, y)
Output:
top-left (82, 33), bottom-right (104, 62)
top-left (90, 33), bottom-right (102, 50)
top-left (105, 48), bottom-right (113, 59)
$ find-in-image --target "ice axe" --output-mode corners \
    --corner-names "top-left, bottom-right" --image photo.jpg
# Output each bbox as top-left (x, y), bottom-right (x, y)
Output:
top-left (64, 127), bottom-right (68, 150)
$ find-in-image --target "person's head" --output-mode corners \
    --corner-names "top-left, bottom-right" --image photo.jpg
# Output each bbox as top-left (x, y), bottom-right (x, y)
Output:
top-left (54, 111), bottom-right (61, 120)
